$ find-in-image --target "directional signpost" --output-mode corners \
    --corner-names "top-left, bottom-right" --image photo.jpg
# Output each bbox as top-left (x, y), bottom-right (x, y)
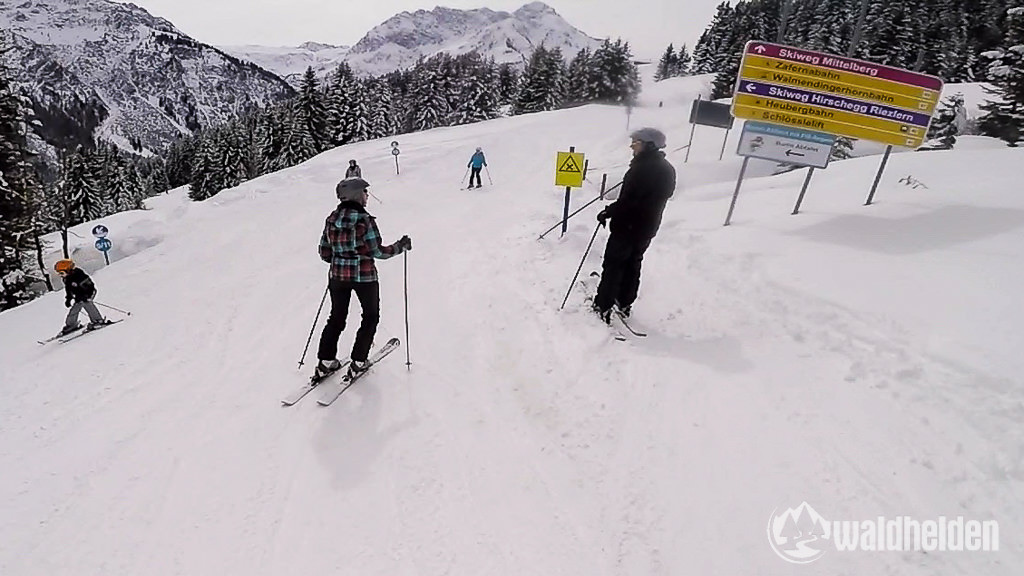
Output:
top-left (732, 41), bottom-right (943, 148)
top-left (391, 141), bottom-right (401, 175)
top-left (725, 41), bottom-right (945, 223)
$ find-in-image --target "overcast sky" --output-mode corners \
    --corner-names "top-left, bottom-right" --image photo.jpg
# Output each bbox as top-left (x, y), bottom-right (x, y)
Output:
top-left (114, 0), bottom-right (721, 60)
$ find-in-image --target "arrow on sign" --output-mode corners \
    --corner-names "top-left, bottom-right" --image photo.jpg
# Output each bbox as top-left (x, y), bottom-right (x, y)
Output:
top-left (785, 150), bottom-right (805, 157)
top-left (753, 45), bottom-right (766, 54)
top-left (745, 83), bottom-right (757, 92)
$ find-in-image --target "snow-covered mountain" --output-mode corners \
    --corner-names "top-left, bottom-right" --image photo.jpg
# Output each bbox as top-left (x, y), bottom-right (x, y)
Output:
top-left (226, 2), bottom-right (605, 81)
top-left (347, 1), bottom-right (603, 76)
top-left (0, 0), bottom-right (295, 155)
top-left (218, 42), bottom-right (351, 87)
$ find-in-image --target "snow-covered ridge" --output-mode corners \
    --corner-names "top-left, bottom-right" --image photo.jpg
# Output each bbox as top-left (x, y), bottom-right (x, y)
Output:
top-left (0, 0), bottom-right (295, 154)
top-left (227, 1), bottom-right (605, 81)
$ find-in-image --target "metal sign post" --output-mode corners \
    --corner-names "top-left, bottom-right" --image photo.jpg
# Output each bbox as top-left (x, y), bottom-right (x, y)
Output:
top-left (92, 225), bottom-right (111, 265)
top-left (391, 141), bottom-right (400, 175)
top-left (554, 147), bottom-right (586, 237)
top-left (724, 158), bottom-right (751, 226)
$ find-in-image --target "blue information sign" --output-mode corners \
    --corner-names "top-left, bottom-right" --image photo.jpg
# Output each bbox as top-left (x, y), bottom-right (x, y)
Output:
top-left (95, 238), bottom-right (112, 252)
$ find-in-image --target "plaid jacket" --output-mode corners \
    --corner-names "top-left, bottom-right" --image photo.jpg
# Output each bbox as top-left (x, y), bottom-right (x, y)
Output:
top-left (319, 202), bottom-right (401, 282)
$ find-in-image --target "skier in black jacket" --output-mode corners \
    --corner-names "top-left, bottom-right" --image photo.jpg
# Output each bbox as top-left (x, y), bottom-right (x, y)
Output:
top-left (54, 259), bottom-right (110, 335)
top-left (593, 128), bottom-right (676, 323)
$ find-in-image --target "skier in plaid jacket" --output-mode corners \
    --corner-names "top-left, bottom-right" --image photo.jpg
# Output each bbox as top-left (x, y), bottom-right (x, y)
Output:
top-left (316, 177), bottom-right (411, 379)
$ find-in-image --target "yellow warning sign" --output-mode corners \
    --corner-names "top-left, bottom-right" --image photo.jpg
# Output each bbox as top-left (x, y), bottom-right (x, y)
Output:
top-left (555, 151), bottom-right (585, 187)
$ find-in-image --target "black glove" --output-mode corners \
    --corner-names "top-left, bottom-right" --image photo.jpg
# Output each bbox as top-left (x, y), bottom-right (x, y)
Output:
top-left (597, 209), bottom-right (609, 227)
top-left (397, 235), bottom-right (412, 252)
top-left (65, 297), bottom-right (72, 308)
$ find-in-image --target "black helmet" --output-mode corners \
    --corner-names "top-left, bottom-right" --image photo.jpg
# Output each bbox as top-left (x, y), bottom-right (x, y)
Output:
top-left (630, 127), bottom-right (667, 149)
top-left (349, 159), bottom-right (357, 165)
top-left (336, 177), bottom-right (369, 202)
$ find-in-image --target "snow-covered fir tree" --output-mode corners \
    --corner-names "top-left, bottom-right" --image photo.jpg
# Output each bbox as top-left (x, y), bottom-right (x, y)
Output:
top-left (0, 38), bottom-right (38, 309)
top-left (296, 67), bottom-right (329, 153)
top-left (978, 6), bottom-right (1024, 146)
top-left (654, 44), bottom-right (678, 82)
top-left (927, 93), bottom-right (966, 149)
top-left (515, 45), bottom-right (565, 114)
top-left (325, 63), bottom-right (355, 146)
top-left (367, 78), bottom-right (398, 140)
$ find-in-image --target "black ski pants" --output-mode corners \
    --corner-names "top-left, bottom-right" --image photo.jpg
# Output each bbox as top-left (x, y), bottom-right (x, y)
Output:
top-left (317, 279), bottom-right (380, 363)
top-left (594, 233), bottom-right (652, 312)
top-left (469, 167), bottom-right (483, 187)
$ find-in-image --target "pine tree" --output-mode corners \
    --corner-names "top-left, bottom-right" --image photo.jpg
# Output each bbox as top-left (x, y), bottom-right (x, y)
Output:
top-left (675, 44), bottom-right (692, 76)
top-left (188, 136), bottom-right (216, 201)
top-left (367, 78), bottom-right (397, 139)
top-left (0, 38), bottom-right (37, 309)
top-left (274, 104), bottom-right (318, 169)
top-left (978, 6), bottom-right (1024, 145)
top-left (565, 48), bottom-right (592, 105)
top-left (497, 63), bottom-right (519, 106)
top-left (927, 93), bottom-right (966, 148)
top-left (342, 79), bottom-right (372, 143)
top-left (409, 65), bottom-right (449, 131)
top-left (325, 64), bottom-right (354, 146)
top-left (296, 67), bottom-right (329, 152)
top-left (654, 44), bottom-right (678, 81)
top-left (515, 45), bottom-right (565, 114)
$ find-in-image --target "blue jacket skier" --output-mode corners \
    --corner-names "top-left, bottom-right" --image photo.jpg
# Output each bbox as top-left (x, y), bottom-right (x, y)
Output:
top-left (467, 147), bottom-right (487, 188)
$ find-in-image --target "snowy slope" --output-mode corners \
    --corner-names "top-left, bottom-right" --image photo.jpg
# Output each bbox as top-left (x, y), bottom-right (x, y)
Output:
top-left (1, 77), bottom-right (1023, 575)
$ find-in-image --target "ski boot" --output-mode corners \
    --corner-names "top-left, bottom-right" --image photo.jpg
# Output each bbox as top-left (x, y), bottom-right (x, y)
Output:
top-left (347, 359), bottom-right (369, 379)
top-left (315, 359), bottom-right (342, 380)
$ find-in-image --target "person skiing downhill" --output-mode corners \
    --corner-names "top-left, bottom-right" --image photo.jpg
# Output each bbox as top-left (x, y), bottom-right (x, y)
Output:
top-left (345, 159), bottom-right (362, 178)
top-left (466, 147), bottom-right (487, 189)
top-left (54, 259), bottom-right (111, 335)
top-left (593, 128), bottom-right (676, 324)
top-left (315, 177), bottom-right (412, 380)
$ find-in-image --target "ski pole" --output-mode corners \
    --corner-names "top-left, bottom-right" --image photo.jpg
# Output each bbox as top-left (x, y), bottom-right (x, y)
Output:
top-left (485, 166), bottom-right (493, 185)
top-left (461, 167), bottom-right (469, 185)
top-left (298, 286), bottom-right (329, 369)
top-left (403, 251), bottom-right (411, 368)
top-left (94, 301), bottom-right (131, 316)
top-left (537, 183), bottom-right (621, 241)
top-left (559, 222), bottom-right (602, 310)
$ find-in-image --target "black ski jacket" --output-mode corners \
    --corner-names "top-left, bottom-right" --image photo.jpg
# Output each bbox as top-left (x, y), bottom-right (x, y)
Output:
top-left (605, 149), bottom-right (676, 241)
top-left (63, 268), bottom-right (97, 302)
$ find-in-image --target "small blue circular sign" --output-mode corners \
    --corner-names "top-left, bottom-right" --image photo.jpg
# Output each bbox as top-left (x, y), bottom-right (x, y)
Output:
top-left (92, 224), bottom-right (109, 238)
top-left (95, 238), bottom-right (112, 252)
top-left (391, 148), bottom-right (400, 156)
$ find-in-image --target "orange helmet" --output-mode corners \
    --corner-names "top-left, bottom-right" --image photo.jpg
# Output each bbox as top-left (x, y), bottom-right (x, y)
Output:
top-left (54, 259), bottom-right (75, 273)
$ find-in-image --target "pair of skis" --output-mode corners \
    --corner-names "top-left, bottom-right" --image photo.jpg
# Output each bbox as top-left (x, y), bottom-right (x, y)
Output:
top-left (282, 337), bottom-right (401, 407)
top-left (577, 275), bottom-right (647, 341)
top-left (37, 319), bottom-right (124, 345)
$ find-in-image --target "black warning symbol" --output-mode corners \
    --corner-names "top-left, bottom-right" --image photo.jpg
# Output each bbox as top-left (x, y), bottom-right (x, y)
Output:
top-left (558, 155), bottom-right (582, 173)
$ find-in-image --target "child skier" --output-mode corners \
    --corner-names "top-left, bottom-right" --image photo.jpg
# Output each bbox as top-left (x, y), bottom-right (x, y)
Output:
top-left (54, 259), bottom-right (110, 335)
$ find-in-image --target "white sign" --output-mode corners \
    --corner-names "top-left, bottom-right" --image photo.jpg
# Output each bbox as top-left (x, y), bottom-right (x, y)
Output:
top-left (737, 121), bottom-right (834, 169)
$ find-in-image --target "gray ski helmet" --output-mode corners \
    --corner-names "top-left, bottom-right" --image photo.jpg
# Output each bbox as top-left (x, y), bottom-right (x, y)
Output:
top-left (336, 177), bottom-right (370, 202)
top-left (630, 127), bottom-right (667, 149)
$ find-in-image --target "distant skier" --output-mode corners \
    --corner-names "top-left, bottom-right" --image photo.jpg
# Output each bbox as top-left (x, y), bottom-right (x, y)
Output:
top-left (315, 177), bottom-right (412, 380)
top-left (54, 259), bottom-right (111, 335)
top-left (593, 128), bottom-right (676, 324)
top-left (466, 147), bottom-right (487, 189)
top-left (345, 159), bottom-right (362, 178)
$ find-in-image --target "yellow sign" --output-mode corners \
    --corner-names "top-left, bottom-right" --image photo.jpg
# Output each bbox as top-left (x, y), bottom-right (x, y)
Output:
top-left (739, 55), bottom-right (940, 112)
top-left (731, 41), bottom-right (944, 148)
top-left (555, 151), bottom-right (585, 187)
top-left (732, 93), bottom-right (927, 147)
